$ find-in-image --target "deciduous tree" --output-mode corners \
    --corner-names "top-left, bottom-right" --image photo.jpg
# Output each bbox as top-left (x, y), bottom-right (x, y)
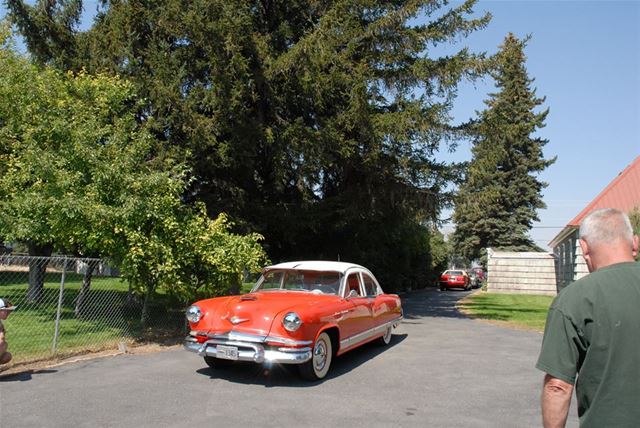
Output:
top-left (0, 30), bottom-right (267, 311)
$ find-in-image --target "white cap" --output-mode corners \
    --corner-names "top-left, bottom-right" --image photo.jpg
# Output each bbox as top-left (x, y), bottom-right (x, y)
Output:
top-left (0, 298), bottom-right (16, 311)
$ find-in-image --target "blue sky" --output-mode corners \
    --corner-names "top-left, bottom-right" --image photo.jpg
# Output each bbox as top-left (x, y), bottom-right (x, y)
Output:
top-left (437, 0), bottom-right (640, 249)
top-left (2, 1), bottom-right (639, 250)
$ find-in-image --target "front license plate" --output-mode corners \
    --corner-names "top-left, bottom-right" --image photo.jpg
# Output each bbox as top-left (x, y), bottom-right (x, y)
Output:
top-left (216, 345), bottom-right (239, 360)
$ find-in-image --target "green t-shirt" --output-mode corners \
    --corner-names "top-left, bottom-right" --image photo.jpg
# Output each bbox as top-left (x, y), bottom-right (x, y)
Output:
top-left (536, 261), bottom-right (640, 427)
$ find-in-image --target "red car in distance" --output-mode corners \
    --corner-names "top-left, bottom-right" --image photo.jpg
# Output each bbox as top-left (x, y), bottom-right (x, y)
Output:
top-left (439, 269), bottom-right (471, 291)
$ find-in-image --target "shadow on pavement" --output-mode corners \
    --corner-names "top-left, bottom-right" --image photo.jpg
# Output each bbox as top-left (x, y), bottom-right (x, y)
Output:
top-left (0, 368), bottom-right (58, 382)
top-left (194, 333), bottom-right (407, 387)
top-left (401, 287), bottom-right (473, 320)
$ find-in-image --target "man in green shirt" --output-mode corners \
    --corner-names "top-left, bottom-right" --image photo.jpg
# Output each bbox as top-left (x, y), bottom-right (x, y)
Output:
top-left (537, 208), bottom-right (640, 427)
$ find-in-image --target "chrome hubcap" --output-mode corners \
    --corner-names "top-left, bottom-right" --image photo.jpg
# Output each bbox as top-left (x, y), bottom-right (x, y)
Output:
top-left (383, 327), bottom-right (391, 342)
top-left (314, 340), bottom-right (327, 372)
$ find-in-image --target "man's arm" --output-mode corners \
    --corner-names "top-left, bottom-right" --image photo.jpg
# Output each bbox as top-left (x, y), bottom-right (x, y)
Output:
top-left (541, 374), bottom-right (573, 428)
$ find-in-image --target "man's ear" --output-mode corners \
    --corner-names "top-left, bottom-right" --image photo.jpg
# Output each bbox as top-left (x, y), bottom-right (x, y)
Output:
top-left (579, 238), bottom-right (589, 258)
top-left (579, 238), bottom-right (594, 272)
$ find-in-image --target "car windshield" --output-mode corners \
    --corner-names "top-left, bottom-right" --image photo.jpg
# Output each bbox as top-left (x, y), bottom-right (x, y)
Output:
top-left (254, 270), bottom-right (341, 295)
top-left (446, 270), bottom-right (464, 275)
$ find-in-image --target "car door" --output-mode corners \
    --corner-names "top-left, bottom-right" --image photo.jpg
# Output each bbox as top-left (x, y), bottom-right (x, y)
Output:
top-left (339, 272), bottom-right (374, 350)
top-left (362, 272), bottom-right (396, 327)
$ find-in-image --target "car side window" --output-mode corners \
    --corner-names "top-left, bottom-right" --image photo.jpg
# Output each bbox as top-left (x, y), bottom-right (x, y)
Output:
top-left (345, 273), bottom-right (361, 297)
top-left (362, 273), bottom-right (378, 297)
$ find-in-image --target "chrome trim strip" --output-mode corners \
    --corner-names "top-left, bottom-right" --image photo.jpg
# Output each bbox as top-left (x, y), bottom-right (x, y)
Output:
top-left (339, 316), bottom-right (403, 349)
top-left (265, 336), bottom-right (313, 346)
top-left (207, 331), bottom-right (268, 343)
top-left (265, 348), bottom-right (312, 363)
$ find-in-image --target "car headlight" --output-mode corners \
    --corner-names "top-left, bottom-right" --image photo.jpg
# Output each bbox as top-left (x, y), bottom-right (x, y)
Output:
top-left (282, 312), bottom-right (302, 332)
top-left (186, 305), bottom-right (203, 323)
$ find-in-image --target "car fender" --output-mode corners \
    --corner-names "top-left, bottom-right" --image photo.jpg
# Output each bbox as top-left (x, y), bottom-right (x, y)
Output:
top-left (315, 323), bottom-right (341, 355)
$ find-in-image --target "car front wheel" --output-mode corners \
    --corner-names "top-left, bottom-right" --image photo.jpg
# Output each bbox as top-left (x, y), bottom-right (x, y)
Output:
top-left (299, 332), bottom-right (333, 381)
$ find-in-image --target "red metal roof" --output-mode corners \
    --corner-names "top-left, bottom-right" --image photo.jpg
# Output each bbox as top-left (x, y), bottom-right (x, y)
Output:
top-left (567, 155), bottom-right (640, 226)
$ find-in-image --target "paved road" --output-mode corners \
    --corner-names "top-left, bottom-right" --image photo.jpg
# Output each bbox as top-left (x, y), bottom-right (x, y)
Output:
top-left (0, 288), bottom-right (577, 427)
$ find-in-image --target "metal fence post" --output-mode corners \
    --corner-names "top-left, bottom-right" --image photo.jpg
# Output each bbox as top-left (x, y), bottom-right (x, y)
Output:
top-left (52, 256), bottom-right (68, 354)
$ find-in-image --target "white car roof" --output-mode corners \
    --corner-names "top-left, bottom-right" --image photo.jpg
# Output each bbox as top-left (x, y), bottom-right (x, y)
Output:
top-left (264, 260), bottom-right (367, 275)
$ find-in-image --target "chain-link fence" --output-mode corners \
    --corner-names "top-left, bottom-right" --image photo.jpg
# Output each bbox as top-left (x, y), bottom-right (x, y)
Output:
top-left (0, 254), bottom-right (186, 368)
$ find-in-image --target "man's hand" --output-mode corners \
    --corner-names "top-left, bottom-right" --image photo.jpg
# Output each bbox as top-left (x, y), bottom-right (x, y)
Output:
top-left (542, 374), bottom-right (574, 428)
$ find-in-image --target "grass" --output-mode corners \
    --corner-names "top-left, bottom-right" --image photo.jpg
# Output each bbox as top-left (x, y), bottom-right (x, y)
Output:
top-left (457, 291), bottom-right (555, 332)
top-left (1, 270), bottom-right (184, 364)
top-left (241, 282), bottom-right (255, 293)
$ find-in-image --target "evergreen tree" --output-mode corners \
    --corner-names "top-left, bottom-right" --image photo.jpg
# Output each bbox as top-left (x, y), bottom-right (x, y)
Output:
top-left (452, 33), bottom-right (555, 262)
top-left (7, 1), bottom-right (491, 289)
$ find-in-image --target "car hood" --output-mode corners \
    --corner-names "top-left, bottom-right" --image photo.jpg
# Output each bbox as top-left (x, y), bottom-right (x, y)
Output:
top-left (204, 291), bottom-right (337, 336)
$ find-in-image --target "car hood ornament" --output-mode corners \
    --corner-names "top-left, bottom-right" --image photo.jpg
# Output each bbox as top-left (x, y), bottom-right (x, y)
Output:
top-left (229, 315), bottom-right (249, 325)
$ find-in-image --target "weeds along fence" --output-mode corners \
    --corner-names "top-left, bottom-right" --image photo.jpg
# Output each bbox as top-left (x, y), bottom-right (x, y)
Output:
top-left (0, 254), bottom-right (186, 366)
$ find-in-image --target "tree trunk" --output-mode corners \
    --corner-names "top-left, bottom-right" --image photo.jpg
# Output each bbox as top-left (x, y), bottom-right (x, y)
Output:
top-left (74, 262), bottom-right (95, 318)
top-left (140, 282), bottom-right (155, 328)
top-left (27, 242), bottom-right (53, 303)
top-left (125, 282), bottom-right (137, 307)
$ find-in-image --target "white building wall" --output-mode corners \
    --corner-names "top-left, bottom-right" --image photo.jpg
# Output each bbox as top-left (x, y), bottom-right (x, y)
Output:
top-left (573, 237), bottom-right (589, 281)
top-left (486, 249), bottom-right (557, 296)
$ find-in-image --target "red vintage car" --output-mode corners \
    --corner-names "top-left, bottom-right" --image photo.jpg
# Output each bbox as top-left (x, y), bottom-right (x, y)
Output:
top-left (184, 261), bottom-right (403, 380)
top-left (439, 269), bottom-right (471, 291)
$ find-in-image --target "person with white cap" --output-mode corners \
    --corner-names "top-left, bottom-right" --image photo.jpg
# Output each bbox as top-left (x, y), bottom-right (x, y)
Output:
top-left (0, 298), bottom-right (16, 365)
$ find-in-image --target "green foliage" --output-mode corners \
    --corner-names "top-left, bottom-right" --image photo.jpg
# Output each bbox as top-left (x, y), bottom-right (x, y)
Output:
top-left (630, 206), bottom-right (640, 262)
top-left (0, 40), bottom-right (144, 253)
top-left (425, 228), bottom-right (450, 282)
top-left (0, 41), bottom-right (267, 305)
top-left (4, 0), bottom-right (84, 71)
top-left (122, 207), bottom-right (268, 304)
top-left (452, 34), bottom-right (555, 262)
top-left (7, 0), bottom-right (492, 290)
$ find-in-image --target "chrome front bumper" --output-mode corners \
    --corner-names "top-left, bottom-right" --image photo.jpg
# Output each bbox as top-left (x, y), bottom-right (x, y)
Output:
top-left (184, 332), bottom-right (312, 365)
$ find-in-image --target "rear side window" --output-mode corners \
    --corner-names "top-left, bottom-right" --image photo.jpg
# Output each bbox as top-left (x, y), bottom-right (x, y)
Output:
top-left (346, 274), bottom-right (362, 297)
top-left (362, 273), bottom-right (378, 296)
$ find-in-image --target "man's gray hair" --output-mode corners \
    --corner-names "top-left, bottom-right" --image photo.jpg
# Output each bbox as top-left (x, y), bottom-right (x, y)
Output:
top-left (579, 208), bottom-right (633, 245)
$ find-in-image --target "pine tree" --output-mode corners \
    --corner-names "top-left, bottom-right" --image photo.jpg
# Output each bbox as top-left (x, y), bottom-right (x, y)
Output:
top-left (7, 0), bottom-right (491, 288)
top-left (452, 33), bottom-right (555, 262)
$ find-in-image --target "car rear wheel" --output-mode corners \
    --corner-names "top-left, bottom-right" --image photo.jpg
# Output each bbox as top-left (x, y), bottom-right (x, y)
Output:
top-left (299, 332), bottom-right (332, 381)
top-left (377, 325), bottom-right (392, 346)
top-left (204, 356), bottom-right (234, 370)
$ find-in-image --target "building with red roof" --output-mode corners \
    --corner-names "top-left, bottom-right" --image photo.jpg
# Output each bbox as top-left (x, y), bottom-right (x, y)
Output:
top-left (550, 155), bottom-right (640, 290)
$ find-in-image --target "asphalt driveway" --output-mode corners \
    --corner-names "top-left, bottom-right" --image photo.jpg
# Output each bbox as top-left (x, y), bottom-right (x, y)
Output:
top-left (0, 288), bottom-right (578, 427)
